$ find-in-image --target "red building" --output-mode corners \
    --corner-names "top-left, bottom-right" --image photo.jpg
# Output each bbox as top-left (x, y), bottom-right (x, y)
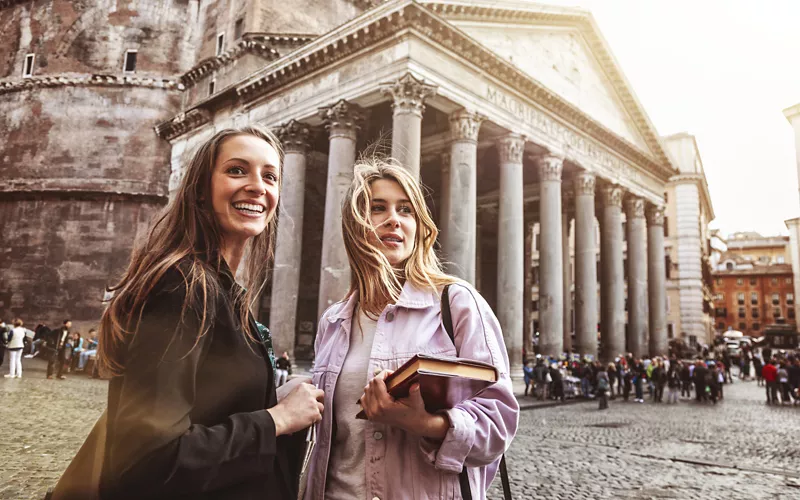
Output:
top-left (712, 263), bottom-right (796, 337)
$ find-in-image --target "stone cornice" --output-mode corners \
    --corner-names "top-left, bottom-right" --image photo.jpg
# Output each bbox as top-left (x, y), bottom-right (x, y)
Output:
top-left (154, 108), bottom-right (211, 141)
top-left (421, 1), bottom-right (675, 176)
top-left (179, 33), bottom-right (307, 87)
top-left (0, 73), bottom-right (183, 96)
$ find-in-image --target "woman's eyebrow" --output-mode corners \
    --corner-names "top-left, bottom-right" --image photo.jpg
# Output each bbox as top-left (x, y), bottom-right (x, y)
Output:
top-left (371, 198), bottom-right (411, 204)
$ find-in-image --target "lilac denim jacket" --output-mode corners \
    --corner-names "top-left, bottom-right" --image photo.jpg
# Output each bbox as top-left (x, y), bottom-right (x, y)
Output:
top-left (304, 281), bottom-right (519, 500)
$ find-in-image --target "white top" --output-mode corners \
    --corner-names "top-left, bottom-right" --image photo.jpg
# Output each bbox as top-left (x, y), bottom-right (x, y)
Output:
top-left (7, 327), bottom-right (26, 349)
top-left (325, 309), bottom-right (378, 500)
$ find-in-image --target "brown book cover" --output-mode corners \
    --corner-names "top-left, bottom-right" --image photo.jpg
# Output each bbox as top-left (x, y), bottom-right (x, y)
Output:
top-left (356, 354), bottom-right (498, 419)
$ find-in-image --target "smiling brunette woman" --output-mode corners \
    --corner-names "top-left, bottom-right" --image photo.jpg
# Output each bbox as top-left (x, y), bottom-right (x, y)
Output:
top-left (96, 126), bottom-right (324, 500)
top-left (304, 159), bottom-right (518, 500)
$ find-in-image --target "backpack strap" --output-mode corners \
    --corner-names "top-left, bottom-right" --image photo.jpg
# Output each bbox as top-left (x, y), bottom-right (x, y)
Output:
top-left (440, 285), bottom-right (511, 500)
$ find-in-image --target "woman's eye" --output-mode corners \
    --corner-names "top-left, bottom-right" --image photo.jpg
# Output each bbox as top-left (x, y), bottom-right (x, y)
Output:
top-left (371, 205), bottom-right (385, 213)
top-left (263, 172), bottom-right (278, 182)
top-left (227, 166), bottom-right (245, 175)
top-left (399, 205), bottom-right (413, 214)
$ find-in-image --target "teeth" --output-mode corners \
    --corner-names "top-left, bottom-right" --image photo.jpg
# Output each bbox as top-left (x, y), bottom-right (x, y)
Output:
top-left (233, 203), bottom-right (264, 213)
top-left (383, 237), bottom-right (402, 242)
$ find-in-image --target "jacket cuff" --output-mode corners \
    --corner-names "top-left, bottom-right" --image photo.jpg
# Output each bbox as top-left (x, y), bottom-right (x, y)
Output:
top-left (418, 407), bottom-right (475, 473)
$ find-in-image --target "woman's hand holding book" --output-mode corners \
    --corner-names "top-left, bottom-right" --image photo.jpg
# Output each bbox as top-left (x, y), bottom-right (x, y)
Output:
top-left (359, 370), bottom-right (449, 439)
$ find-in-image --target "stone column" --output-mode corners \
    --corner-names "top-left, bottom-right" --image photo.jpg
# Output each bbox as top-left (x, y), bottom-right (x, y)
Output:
top-left (269, 120), bottom-right (310, 359)
top-left (562, 193), bottom-right (573, 353)
top-left (439, 151), bottom-right (451, 229)
top-left (317, 100), bottom-right (363, 318)
top-left (536, 154), bottom-right (564, 357)
top-left (647, 205), bottom-right (668, 357)
top-left (600, 185), bottom-right (625, 362)
top-left (625, 196), bottom-right (649, 358)
top-left (523, 221), bottom-right (534, 362)
top-left (573, 172), bottom-right (597, 358)
top-left (496, 133), bottom-right (525, 379)
top-left (381, 73), bottom-right (436, 178)
top-left (441, 110), bottom-right (484, 283)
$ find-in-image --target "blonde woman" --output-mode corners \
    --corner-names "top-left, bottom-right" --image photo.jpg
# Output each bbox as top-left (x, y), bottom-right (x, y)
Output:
top-left (95, 126), bottom-right (323, 500)
top-left (305, 160), bottom-right (519, 499)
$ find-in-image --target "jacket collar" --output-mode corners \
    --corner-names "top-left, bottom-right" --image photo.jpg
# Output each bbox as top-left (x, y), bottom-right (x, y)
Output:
top-left (327, 281), bottom-right (439, 323)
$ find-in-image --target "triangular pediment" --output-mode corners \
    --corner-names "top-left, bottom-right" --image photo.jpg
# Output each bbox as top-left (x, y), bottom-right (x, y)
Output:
top-left (454, 22), bottom-right (653, 155)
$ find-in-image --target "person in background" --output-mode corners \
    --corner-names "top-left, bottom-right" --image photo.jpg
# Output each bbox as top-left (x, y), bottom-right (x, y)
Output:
top-left (523, 360), bottom-right (534, 397)
top-left (761, 357), bottom-right (778, 405)
top-left (596, 365), bottom-right (610, 410)
top-left (4, 318), bottom-right (26, 378)
top-left (789, 357), bottom-right (800, 406)
top-left (693, 360), bottom-right (708, 403)
top-left (275, 351), bottom-right (291, 387)
top-left (69, 331), bottom-right (84, 372)
top-left (666, 361), bottom-right (681, 404)
top-left (46, 320), bottom-right (72, 380)
top-left (777, 362), bottom-right (791, 405)
top-left (753, 353), bottom-right (764, 387)
top-left (550, 362), bottom-right (565, 402)
top-left (25, 323), bottom-right (50, 358)
top-left (0, 319), bottom-right (8, 368)
top-left (77, 329), bottom-right (99, 371)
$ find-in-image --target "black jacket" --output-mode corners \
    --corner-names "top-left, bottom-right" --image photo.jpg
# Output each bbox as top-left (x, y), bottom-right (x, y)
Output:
top-left (99, 264), bottom-right (301, 500)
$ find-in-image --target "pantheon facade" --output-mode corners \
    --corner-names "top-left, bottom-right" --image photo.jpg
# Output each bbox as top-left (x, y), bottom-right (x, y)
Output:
top-left (1, 0), bottom-right (676, 377)
top-left (157, 0), bottom-right (674, 376)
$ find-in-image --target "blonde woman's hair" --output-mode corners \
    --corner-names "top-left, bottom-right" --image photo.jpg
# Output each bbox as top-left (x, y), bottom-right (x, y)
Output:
top-left (341, 157), bottom-right (458, 317)
top-left (98, 125), bottom-right (284, 377)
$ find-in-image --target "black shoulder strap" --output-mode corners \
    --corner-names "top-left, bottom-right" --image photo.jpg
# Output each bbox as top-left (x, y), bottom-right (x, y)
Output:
top-left (441, 284), bottom-right (455, 347)
top-left (440, 284), bottom-right (511, 500)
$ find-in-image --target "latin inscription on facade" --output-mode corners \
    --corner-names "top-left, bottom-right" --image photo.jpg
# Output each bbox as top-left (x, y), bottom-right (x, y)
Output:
top-left (485, 85), bottom-right (641, 184)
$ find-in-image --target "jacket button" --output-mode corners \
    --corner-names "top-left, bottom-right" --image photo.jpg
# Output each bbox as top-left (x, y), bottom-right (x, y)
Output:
top-left (372, 497), bottom-right (381, 500)
top-left (373, 431), bottom-right (383, 440)
top-left (386, 312), bottom-right (394, 322)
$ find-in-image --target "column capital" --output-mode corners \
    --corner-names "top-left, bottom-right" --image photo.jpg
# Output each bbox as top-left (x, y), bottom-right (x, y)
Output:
top-left (601, 185), bottom-right (624, 208)
top-left (496, 133), bottom-right (525, 164)
top-left (319, 99), bottom-right (364, 140)
top-left (276, 119), bottom-right (311, 154)
top-left (646, 205), bottom-right (666, 226)
top-left (573, 171), bottom-right (596, 196)
top-left (381, 73), bottom-right (437, 118)
top-left (449, 109), bottom-right (485, 142)
top-left (535, 154), bottom-right (563, 181)
top-left (624, 196), bottom-right (646, 219)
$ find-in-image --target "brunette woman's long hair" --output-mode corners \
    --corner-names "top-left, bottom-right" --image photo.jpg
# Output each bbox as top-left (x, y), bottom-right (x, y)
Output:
top-left (98, 125), bottom-right (283, 376)
top-left (341, 158), bottom-right (458, 318)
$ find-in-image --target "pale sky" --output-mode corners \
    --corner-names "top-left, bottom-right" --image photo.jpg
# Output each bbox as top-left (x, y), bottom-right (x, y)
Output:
top-left (531, 0), bottom-right (800, 237)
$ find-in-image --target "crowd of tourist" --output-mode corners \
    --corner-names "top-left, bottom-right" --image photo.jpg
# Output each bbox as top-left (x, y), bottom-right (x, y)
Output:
top-left (0, 319), bottom-right (100, 379)
top-left (523, 348), bottom-right (800, 409)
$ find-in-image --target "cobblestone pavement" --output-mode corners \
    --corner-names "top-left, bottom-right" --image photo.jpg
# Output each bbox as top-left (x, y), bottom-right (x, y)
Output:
top-left (489, 380), bottom-right (800, 500)
top-left (2, 357), bottom-right (799, 499)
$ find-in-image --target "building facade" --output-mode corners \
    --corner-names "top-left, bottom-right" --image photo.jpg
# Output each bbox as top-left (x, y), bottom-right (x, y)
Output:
top-left (712, 264), bottom-right (795, 337)
top-left (2, 1), bottom-right (678, 375)
top-left (783, 103), bottom-right (800, 325)
top-left (661, 133), bottom-right (715, 346)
